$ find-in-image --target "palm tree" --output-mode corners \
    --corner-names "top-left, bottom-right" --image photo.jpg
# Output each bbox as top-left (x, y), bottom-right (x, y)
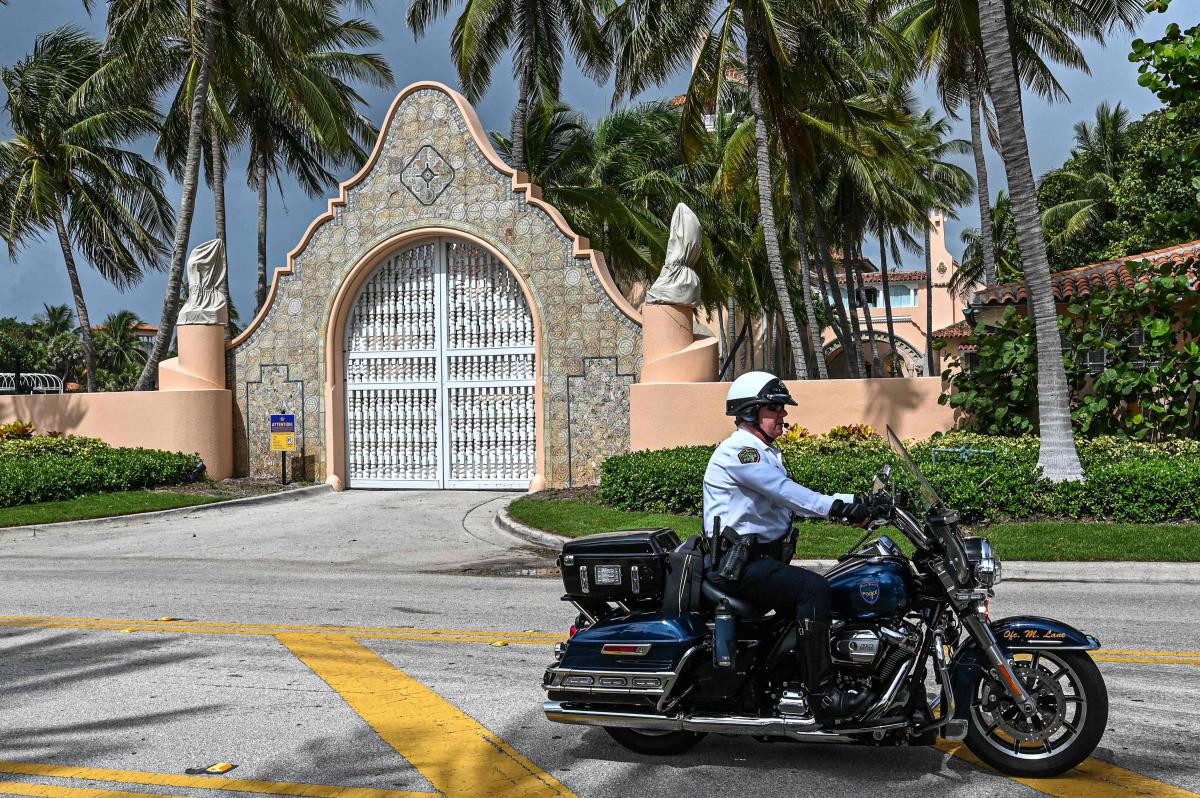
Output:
top-left (98, 0), bottom-right (219, 391)
top-left (94, 309), bottom-right (148, 375)
top-left (238, 3), bottom-right (392, 311)
top-left (0, 27), bottom-right (173, 393)
top-left (951, 189), bottom-right (1022, 297)
top-left (1041, 101), bottom-right (1130, 253)
top-left (406, 0), bottom-right (608, 175)
top-left (895, 0), bottom-right (1144, 288)
top-left (974, 0), bottom-right (1083, 480)
top-left (33, 304), bottom-right (76, 339)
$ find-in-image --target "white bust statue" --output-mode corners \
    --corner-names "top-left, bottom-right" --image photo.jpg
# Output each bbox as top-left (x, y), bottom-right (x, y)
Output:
top-left (645, 202), bottom-right (702, 307)
top-left (178, 238), bottom-right (229, 325)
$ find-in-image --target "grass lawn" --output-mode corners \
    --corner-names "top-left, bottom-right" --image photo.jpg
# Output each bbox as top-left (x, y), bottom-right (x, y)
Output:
top-left (507, 496), bottom-right (1200, 561)
top-left (0, 490), bottom-right (227, 528)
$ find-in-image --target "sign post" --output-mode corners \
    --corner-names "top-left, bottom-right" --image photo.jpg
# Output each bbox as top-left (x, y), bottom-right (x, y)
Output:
top-left (270, 414), bottom-right (297, 484)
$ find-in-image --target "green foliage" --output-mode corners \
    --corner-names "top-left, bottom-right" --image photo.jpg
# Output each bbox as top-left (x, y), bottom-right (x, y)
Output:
top-left (0, 434), bottom-right (108, 458)
top-left (0, 437), bottom-right (202, 508)
top-left (598, 431), bottom-right (1200, 524)
top-left (599, 446), bottom-right (715, 515)
top-left (939, 307), bottom-right (1039, 436)
top-left (944, 258), bottom-right (1200, 439)
top-left (0, 421), bottom-right (36, 442)
top-left (1131, 7), bottom-right (1200, 108)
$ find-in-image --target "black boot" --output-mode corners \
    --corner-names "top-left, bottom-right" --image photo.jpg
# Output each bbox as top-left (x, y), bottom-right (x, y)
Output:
top-left (801, 622), bottom-right (875, 720)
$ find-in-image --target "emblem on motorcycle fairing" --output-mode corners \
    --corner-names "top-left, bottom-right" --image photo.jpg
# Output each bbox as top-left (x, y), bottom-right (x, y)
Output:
top-left (860, 580), bottom-right (881, 604)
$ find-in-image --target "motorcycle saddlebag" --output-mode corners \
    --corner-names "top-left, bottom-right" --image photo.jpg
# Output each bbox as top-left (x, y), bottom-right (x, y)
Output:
top-left (545, 611), bottom-right (706, 706)
top-left (558, 528), bottom-right (681, 602)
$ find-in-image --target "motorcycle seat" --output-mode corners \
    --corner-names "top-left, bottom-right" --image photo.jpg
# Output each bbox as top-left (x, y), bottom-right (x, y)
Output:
top-left (701, 578), bottom-right (772, 620)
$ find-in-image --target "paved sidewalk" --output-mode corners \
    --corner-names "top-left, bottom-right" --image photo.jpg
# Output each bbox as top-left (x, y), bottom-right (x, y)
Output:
top-left (494, 505), bottom-right (1200, 584)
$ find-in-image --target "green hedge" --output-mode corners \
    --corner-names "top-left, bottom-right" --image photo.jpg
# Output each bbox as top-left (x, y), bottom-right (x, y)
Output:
top-left (0, 436), bottom-right (202, 508)
top-left (599, 432), bottom-right (1200, 524)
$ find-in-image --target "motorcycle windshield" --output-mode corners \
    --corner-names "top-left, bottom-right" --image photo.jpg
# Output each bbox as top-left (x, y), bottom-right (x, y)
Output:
top-left (886, 425), bottom-right (942, 507)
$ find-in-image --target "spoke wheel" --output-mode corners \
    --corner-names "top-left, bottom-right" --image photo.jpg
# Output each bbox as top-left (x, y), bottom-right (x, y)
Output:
top-left (605, 727), bottom-right (707, 755)
top-left (965, 650), bottom-right (1108, 777)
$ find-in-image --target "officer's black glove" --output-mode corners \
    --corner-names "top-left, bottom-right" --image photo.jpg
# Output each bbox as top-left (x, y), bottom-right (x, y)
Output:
top-left (829, 494), bottom-right (874, 525)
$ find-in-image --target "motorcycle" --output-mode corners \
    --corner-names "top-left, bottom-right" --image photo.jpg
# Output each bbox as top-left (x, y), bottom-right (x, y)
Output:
top-left (541, 427), bottom-right (1108, 777)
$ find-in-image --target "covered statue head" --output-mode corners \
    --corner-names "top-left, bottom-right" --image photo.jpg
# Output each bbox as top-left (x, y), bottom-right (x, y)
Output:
top-left (645, 202), bottom-right (702, 306)
top-left (178, 238), bottom-right (229, 325)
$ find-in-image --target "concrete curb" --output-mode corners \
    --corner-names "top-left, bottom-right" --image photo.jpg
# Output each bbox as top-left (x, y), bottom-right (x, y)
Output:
top-left (493, 505), bottom-right (570, 550)
top-left (492, 507), bottom-right (1200, 584)
top-left (0, 483), bottom-right (334, 540)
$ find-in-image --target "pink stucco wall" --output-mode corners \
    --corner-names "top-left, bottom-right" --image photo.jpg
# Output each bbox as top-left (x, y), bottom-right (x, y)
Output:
top-left (630, 377), bottom-right (954, 450)
top-left (0, 390), bottom-right (233, 479)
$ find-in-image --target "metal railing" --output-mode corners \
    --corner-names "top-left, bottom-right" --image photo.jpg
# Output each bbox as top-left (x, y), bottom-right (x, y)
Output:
top-left (0, 372), bottom-right (64, 394)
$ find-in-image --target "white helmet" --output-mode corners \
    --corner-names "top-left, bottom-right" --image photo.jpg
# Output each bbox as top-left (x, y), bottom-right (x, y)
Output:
top-left (725, 371), bottom-right (796, 423)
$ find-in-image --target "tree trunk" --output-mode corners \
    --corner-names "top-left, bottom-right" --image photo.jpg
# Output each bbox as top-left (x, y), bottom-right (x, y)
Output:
top-left (813, 213), bottom-right (858, 377)
top-left (976, 0), bottom-right (1083, 481)
top-left (785, 152), bottom-right (829, 378)
top-left (54, 214), bottom-right (96, 393)
top-left (879, 229), bottom-right (900, 375)
top-left (727, 298), bottom-right (737, 376)
top-left (256, 149), bottom-right (269, 312)
top-left (841, 230), bottom-right (865, 378)
top-left (512, 64), bottom-right (530, 174)
top-left (970, 81), bottom-right (998, 286)
top-left (745, 56), bottom-right (808, 380)
top-left (925, 220), bottom-right (935, 376)
top-left (855, 243), bottom-right (883, 377)
top-left (211, 124), bottom-right (231, 337)
top-left (135, 0), bottom-right (216, 391)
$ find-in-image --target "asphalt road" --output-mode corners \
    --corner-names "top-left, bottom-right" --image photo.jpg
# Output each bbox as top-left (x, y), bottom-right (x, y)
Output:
top-left (0, 489), bottom-right (1197, 798)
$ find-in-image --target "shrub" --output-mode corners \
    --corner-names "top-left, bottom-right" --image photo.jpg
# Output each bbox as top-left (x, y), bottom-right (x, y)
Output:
top-left (598, 431), bottom-right (1200, 523)
top-left (0, 439), bottom-right (202, 508)
top-left (825, 424), bottom-right (877, 441)
top-left (0, 421), bottom-right (36, 442)
top-left (0, 434), bottom-right (109, 459)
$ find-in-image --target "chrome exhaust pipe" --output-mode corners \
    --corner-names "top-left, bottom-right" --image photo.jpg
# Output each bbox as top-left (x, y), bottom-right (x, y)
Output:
top-left (543, 702), bottom-right (858, 742)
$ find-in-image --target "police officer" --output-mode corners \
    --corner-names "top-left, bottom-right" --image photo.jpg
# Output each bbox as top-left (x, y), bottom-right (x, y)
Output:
top-left (703, 371), bottom-right (876, 719)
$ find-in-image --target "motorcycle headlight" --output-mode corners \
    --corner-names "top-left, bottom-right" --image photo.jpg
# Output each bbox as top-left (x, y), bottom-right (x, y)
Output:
top-left (962, 536), bottom-right (1002, 588)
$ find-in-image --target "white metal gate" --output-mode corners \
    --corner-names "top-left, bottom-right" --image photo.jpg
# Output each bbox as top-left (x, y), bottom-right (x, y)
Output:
top-left (344, 237), bottom-right (536, 488)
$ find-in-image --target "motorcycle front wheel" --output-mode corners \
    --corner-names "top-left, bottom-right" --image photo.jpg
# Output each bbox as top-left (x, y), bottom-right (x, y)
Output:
top-left (964, 650), bottom-right (1108, 777)
top-left (605, 727), bottom-right (707, 755)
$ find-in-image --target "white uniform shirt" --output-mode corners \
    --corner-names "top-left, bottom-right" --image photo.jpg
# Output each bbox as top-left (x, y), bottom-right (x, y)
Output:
top-left (702, 427), bottom-right (854, 542)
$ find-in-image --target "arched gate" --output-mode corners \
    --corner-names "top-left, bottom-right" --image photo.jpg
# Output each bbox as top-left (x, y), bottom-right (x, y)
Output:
top-left (343, 236), bottom-right (536, 488)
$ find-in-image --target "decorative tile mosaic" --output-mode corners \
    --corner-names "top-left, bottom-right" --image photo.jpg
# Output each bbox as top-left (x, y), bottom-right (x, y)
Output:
top-left (227, 84), bottom-right (643, 487)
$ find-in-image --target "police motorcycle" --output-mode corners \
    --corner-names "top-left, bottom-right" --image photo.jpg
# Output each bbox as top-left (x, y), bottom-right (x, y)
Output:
top-left (542, 427), bottom-right (1108, 777)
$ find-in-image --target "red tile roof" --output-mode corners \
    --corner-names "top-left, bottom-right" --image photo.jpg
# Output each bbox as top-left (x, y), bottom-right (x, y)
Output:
top-left (931, 319), bottom-right (973, 339)
top-left (973, 239), bottom-right (1200, 306)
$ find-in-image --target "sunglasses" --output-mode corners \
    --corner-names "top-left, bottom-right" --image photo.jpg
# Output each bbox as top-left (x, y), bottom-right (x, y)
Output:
top-left (764, 402), bottom-right (787, 412)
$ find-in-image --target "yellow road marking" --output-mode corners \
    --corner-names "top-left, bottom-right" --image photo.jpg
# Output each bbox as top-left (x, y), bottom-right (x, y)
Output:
top-left (1094, 655), bottom-right (1200, 665)
top-left (276, 633), bottom-right (575, 798)
top-left (0, 762), bottom-right (429, 798)
top-left (0, 616), bottom-right (556, 638)
top-left (0, 617), bottom-right (560, 646)
top-left (1103, 649), bottom-right (1200, 657)
top-left (0, 781), bottom-right (186, 798)
top-left (938, 742), bottom-right (1200, 797)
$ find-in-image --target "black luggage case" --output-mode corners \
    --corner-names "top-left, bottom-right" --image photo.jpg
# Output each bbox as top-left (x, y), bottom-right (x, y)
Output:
top-left (558, 528), bottom-right (681, 602)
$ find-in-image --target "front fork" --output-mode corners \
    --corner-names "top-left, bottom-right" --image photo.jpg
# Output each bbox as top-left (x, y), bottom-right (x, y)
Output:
top-left (961, 613), bottom-right (1037, 718)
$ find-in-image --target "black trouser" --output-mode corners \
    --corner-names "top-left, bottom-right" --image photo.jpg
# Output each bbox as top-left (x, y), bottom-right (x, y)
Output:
top-left (723, 557), bottom-right (832, 626)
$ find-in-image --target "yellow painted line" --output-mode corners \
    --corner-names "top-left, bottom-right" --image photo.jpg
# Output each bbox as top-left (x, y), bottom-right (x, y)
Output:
top-left (939, 741), bottom-right (1200, 797)
top-left (1101, 649), bottom-right (1200, 657)
top-left (0, 781), bottom-right (186, 798)
top-left (0, 762), bottom-right (429, 798)
top-left (0, 617), bottom-right (561, 646)
top-left (276, 633), bottom-right (575, 798)
top-left (0, 616), bottom-right (557, 638)
top-left (1094, 655), bottom-right (1200, 665)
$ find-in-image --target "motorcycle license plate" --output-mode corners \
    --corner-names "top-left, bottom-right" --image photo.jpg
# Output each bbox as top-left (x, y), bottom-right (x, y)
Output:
top-left (594, 565), bottom-right (622, 585)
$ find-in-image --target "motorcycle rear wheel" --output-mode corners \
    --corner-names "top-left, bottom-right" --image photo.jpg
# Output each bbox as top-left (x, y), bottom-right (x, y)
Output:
top-left (605, 727), bottom-right (707, 755)
top-left (964, 650), bottom-right (1107, 777)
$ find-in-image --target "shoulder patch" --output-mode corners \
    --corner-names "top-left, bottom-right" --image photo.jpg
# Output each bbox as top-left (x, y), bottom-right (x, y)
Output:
top-left (737, 446), bottom-right (761, 464)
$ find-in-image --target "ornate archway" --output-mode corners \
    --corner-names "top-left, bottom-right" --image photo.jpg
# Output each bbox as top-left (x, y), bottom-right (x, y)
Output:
top-left (823, 333), bottom-right (925, 377)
